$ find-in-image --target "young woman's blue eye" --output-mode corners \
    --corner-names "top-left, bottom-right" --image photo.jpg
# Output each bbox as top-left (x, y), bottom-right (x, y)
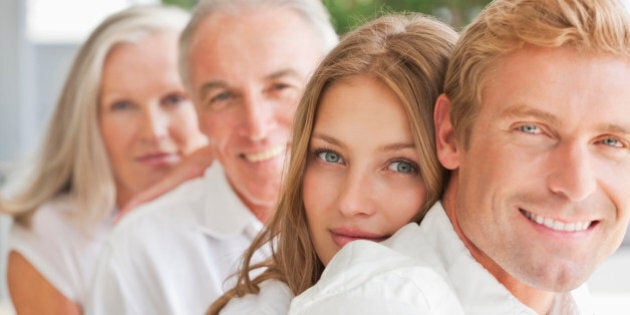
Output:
top-left (388, 160), bottom-right (418, 174)
top-left (316, 150), bottom-right (344, 164)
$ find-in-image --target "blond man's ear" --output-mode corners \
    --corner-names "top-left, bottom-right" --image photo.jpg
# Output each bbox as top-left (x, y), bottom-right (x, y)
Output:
top-left (434, 94), bottom-right (460, 171)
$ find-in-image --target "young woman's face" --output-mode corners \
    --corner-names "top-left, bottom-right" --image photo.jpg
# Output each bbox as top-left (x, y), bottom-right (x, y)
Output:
top-left (99, 31), bottom-right (206, 207)
top-left (303, 75), bottom-right (428, 265)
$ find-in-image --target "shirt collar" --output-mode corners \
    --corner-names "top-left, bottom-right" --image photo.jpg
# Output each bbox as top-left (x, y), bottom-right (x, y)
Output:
top-left (197, 163), bottom-right (263, 240)
top-left (420, 202), bottom-right (593, 315)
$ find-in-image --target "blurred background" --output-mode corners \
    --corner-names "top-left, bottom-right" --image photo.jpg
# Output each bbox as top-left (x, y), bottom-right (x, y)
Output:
top-left (0, 0), bottom-right (627, 314)
top-left (0, 1), bottom-right (489, 312)
top-left (164, 0), bottom-right (490, 33)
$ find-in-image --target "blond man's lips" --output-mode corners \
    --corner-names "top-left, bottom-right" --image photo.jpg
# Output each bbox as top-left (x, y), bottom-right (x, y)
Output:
top-left (521, 209), bottom-right (595, 232)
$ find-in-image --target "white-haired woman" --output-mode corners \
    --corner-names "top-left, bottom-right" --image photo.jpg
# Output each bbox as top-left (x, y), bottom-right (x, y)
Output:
top-left (1, 5), bottom-right (206, 314)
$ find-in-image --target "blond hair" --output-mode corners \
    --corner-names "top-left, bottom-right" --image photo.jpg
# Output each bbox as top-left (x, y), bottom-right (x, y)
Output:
top-left (208, 13), bottom-right (457, 314)
top-left (445, 0), bottom-right (630, 147)
top-left (0, 5), bottom-right (190, 226)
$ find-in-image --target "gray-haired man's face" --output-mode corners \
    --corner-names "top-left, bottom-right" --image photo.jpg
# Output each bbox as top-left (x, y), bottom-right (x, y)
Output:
top-left (187, 8), bottom-right (325, 220)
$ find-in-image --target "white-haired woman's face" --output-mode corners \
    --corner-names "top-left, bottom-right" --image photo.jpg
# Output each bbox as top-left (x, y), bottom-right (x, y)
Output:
top-left (99, 31), bottom-right (207, 207)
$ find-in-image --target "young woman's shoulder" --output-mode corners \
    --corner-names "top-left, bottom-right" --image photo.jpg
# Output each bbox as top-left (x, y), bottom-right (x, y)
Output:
top-left (221, 279), bottom-right (293, 315)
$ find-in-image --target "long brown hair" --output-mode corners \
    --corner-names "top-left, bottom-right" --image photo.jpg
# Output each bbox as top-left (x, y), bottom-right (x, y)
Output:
top-left (209, 13), bottom-right (457, 314)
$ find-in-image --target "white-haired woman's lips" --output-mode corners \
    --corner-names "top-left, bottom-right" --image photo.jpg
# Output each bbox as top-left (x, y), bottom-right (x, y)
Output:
top-left (521, 209), bottom-right (595, 232)
top-left (136, 152), bottom-right (180, 167)
top-left (243, 145), bottom-right (285, 162)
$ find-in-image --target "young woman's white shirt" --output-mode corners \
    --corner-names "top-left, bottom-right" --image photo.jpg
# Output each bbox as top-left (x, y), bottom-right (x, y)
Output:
top-left (221, 279), bottom-right (293, 314)
top-left (289, 202), bottom-right (593, 315)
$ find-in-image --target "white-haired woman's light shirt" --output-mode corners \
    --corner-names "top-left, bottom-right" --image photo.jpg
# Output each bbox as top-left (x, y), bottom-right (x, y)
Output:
top-left (9, 194), bottom-right (113, 305)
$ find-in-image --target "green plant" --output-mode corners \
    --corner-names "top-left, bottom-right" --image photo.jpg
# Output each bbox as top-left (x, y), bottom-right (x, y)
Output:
top-left (161, 0), bottom-right (492, 34)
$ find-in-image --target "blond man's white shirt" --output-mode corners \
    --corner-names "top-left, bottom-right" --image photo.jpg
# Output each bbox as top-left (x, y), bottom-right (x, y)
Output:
top-left (289, 202), bottom-right (594, 315)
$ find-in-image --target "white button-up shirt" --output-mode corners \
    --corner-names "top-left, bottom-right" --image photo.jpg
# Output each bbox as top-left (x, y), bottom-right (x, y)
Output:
top-left (86, 163), bottom-right (264, 315)
top-left (9, 194), bottom-right (113, 307)
top-left (221, 279), bottom-right (293, 314)
top-left (290, 202), bottom-right (594, 315)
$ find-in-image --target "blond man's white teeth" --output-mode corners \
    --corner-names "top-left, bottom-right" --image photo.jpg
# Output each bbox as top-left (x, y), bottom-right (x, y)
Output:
top-left (523, 210), bottom-right (591, 232)
top-left (244, 146), bottom-right (284, 162)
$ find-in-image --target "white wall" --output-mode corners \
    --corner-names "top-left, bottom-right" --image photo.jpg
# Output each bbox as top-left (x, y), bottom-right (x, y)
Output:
top-left (0, 0), bottom-right (28, 163)
top-left (0, 0), bottom-right (26, 303)
top-left (0, 0), bottom-right (79, 304)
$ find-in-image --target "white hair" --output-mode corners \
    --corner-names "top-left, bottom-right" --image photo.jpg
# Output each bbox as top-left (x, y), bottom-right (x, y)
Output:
top-left (178, 0), bottom-right (338, 89)
top-left (0, 5), bottom-right (190, 227)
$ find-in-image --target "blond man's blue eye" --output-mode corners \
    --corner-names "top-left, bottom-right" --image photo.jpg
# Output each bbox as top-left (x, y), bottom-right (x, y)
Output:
top-left (519, 124), bottom-right (539, 134)
top-left (602, 138), bottom-right (621, 147)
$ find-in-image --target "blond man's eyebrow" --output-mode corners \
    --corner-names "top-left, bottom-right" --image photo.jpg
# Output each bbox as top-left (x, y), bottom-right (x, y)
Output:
top-left (595, 123), bottom-right (630, 136)
top-left (500, 104), bottom-right (560, 126)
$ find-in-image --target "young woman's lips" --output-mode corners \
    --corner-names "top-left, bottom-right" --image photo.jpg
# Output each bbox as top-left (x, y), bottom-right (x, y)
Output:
top-left (136, 153), bottom-right (180, 167)
top-left (329, 227), bottom-right (389, 248)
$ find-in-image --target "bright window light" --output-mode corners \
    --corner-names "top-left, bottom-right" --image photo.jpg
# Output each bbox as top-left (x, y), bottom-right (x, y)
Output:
top-left (27, 0), bottom-right (158, 43)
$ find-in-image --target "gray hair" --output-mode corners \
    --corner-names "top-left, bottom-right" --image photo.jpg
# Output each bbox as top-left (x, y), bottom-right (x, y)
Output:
top-left (1, 5), bottom-right (190, 226)
top-left (178, 0), bottom-right (338, 89)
